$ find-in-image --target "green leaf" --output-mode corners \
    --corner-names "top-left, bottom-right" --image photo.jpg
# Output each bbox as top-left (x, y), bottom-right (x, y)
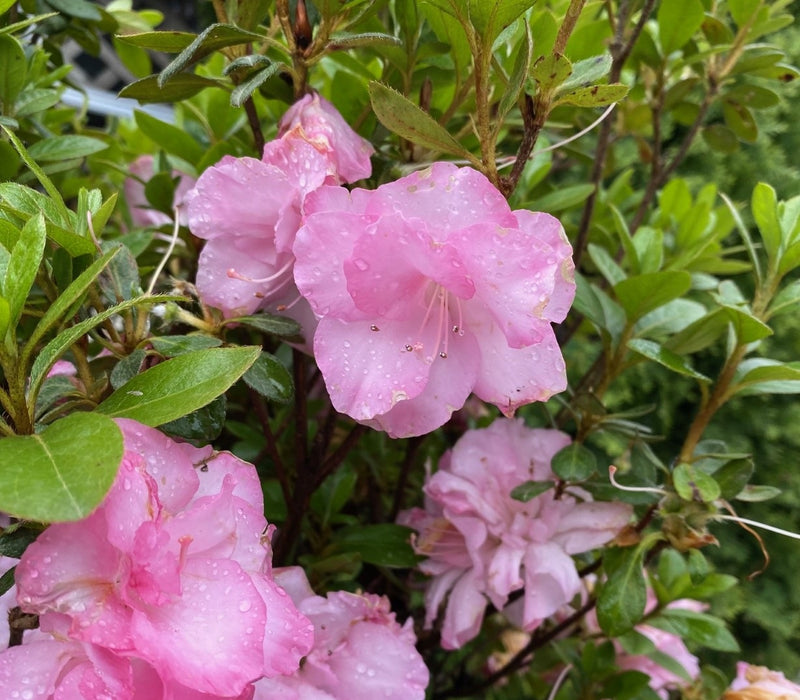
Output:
top-left (469, 0), bottom-right (534, 41)
top-left (560, 54), bottom-right (612, 92)
top-left (0, 0), bottom-right (17, 14)
top-left (0, 295), bottom-right (9, 339)
top-left (713, 458), bottom-right (754, 500)
top-left (531, 53), bottom-right (573, 94)
top-left (614, 271), bottom-right (692, 322)
top-left (627, 339), bottom-right (710, 382)
top-left (0, 35), bottom-right (27, 108)
top-left (110, 349), bottom-right (147, 390)
top-left (45, 0), bottom-right (102, 21)
top-left (728, 0), bottom-right (760, 26)
top-left (161, 395), bottom-right (226, 442)
top-left (572, 274), bottom-right (626, 346)
top-left (720, 305), bottom-right (772, 344)
top-left (751, 182), bottom-right (781, 263)
top-left (120, 74), bottom-right (221, 103)
top-left (0, 524), bottom-right (39, 559)
top-left (29, 295), bottom-right (180, 405)
top-left (158, 23), bottom-right (263, 87)
top-left (551, 443), bottom-right (597, 481)
top-left (224, 313), bottom-right (302, 339)
top-left (0, 126), bottom-right (69, 223)
top-left (554, 83), bottom-right (629, 108)
top-left (230, 62), bottom-right (284, 108)
top-left (498, 21), bottom-right (532, 120)
top-left (732, 360), bottom-right (800, 396)
top-left (150, 335), bottom-right (223, 357)
top-left (368, 81), bottom-right (479, 164)
top-left (648, 609), bottom-right (739, 652)
top-left (0, 413), bottom-right (123, 522)
top-left (27, 135), bottom-right (108, 162)
top-left (116, 30), bottom-right (196, 52)
top-left (597, 544), bottom-right (649, 636)
top-left (657, 0), bottom-right (704, 55)
top-left (673, 463), bottom-right (721, 503)
top-left (723, 100), bottom-right (757, 142)
top-left (510, 479), bottom-right (555, 502)
top-left (4, 213), bottom-right (46, 329)
top-left (735, 485), bottom-right (781, 502)
top-left (96, 346), bottom-right (260, 426)
top-left (328, 32), bottom-right (402, 50)
top-left (588, 243), bottom-right (626, 286)
top-left (768, 279), bottom-right (800, 318)
top-left (134, 111), bottom-right (204, 165)
top-left (242, 351), bottom-right (293, 403)
top-left (333, 524), bottom-right (418, 568)
top-left (526, 184), bottom-right (595, 213)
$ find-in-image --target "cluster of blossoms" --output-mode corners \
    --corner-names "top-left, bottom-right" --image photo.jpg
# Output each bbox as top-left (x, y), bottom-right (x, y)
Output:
top-left (0, 420), bottom-right (426, 698)
top-left (185, 94), bottom-right (575, 438)
top-left (398, 418), bottom-right (633, 649)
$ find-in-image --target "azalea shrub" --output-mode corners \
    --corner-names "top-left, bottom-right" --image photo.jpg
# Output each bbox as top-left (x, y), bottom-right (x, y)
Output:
top-left (1, 0), bottom-right (800, 698)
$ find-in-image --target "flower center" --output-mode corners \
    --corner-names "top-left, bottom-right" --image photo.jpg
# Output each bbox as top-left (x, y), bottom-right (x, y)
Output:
top-left (227, 257), bottom-right (295, 301)
top-left (403, 283), bottom-right (465, 361)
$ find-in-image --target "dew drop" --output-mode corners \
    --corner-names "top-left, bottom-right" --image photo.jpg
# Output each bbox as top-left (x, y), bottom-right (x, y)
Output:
top-left (239, 600), bottom-right (252, 613)
top-left (353, 258), bottom-right (369, 271)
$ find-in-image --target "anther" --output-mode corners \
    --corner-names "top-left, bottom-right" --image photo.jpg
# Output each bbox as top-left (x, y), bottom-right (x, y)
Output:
top-left (405, 344), bottom-right (414, 352)
top-left (439, 352), bottom-right (447, 358)
top-left (452, 325), bottom-right (460, 333)
top-left (370, 324), bottom-right (380, 332)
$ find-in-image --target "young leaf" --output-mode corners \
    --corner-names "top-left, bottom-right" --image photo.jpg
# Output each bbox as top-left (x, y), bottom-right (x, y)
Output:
top-left (597, 543), bottom-right (650, 636)
top-left (0, 412), bottom-right (123, 522)
top-left (368, 81), bottom-right (480, 165)
top-left (224, 313), bottom-right (302, 339)
top-left (648, 609), bottom-right (739, 652)
top-left (510, 480), bottom-right (555, 502)
top-left (673, 463), bottom-right (721, 503)
top-left (134, 110), bottom-right (204, 165)
top-left (158, 23), bottom-right (264, 87)
top-left (27, 136), bottom-right (108, 162)
top-left (554, 84), bottom-right (629, 108)
top-left (231, 62), bottom-right (284, 108)
top-left (332, 524), bottom-right (418, 568)
top-left (0, 35), bottom-right (27, 108)
top-left (751, 182), bottom-right (781, 263)
top-left (4, 213), bottom-right (46, 329)
top-left (96, 346), bottom-right (261, 426)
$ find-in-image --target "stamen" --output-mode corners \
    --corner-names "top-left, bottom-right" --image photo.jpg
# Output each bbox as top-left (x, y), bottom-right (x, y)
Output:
top-left (370, 324), bottom-right (380, 332)
top-left (276, 292), bottom-right (304, 312)
top-left (227, 257), bottom-right (294, 286)
top-left (608, 465), bottom-right (667, 495)
top-left (547, 665), bottom-right (573, 700)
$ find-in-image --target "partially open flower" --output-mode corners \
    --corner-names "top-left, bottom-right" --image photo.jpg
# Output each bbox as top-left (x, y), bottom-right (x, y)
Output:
top-left (398, 419), bottom-right (632, 648)
top-left (725, 662), bottom-right (800, 699)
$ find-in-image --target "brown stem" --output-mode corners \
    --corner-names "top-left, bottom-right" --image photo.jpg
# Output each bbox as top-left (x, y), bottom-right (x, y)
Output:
top-left (501, 94), bottom-right (546, 197)
top-left (390, 435), bottom-right (424, 521)
top-left (250, 390), bottom-right (290, 504)
top-left (243, 98), bottom-right (265, 155)
top-left (313, 424), bottom-right (368, 490)
top-left (553, 0), bottom-right (588, 55)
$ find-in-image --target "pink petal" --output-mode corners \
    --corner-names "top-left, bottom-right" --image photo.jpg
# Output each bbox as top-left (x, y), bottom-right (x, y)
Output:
top-left (116, 419), bottom-right (202, 514)
top-left (186, 156), bottom-right (300, 245)
top-left (196, 239), bottom-right (294, 318)
top-left (551, 501), bottom-right (633, 555)
top-left (277, 93), bottom-right (373, 184)
top-left (470, 318), bottom-right (567, 414)
top-left (520, 542), bottom-right (580, 629)
top-left (513, 210), bottom-right (576, 323)
top-left (361, 328), bottom-right (480, 438)
top-left (0, 637), bottom-right (75, 698)
top-left (130, 558), bottom-right (266, 696)
top-left (439, 570), bottom-right (487, 650)
top-left (252, 575), bottom-right (314, 678)
top-left (361, 162), bottom-right (516, 235)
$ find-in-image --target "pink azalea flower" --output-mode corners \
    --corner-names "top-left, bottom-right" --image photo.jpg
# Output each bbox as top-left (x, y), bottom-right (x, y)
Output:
top-left (186, 93), bottom-right (372, 330)
top-left (253, 567), bottom-right (429, 700)
top-left (278, 93), bottom-right (373, 184)
top-left (398, 419), bottom-right (632, 649)
top-left (124, 155), bottom-right (196, 228)
top-left (11, 419), bottom-right (312, 697)
top-left (725, 662), bottom-right (800, 698)
top-left (293, 162), bottom-right (576, 438)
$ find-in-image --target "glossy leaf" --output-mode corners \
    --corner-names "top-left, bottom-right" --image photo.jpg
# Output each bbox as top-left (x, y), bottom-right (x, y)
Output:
top-left (751, 182), bottom-right (781, 263)
top-left (713, 458), bottom-right (754, 500)
top-left (242, 351), bottom-right (293, 403)
top-left (149, 335), bottom-right (223, 356)
top-left (648, 609), bottom-right (739, 652)
top-left (134, 110), bottom-right (204, 164)
top-left (96, 346), bottom-right (260, 425)
top-left (224, 313), bottom-right (302, 339)
top-left (597, 542), bottom-right (651, 636)
top-left (560, 54), bottom-right (612, 92)
top-left (0, 413), bottom-right (123, 522)
top-left (628, 339), bottom-right (710, 382)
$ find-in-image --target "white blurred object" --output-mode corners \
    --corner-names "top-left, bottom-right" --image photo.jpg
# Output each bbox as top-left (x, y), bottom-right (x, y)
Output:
top-left (61, 85), bottom-right (175, 123)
